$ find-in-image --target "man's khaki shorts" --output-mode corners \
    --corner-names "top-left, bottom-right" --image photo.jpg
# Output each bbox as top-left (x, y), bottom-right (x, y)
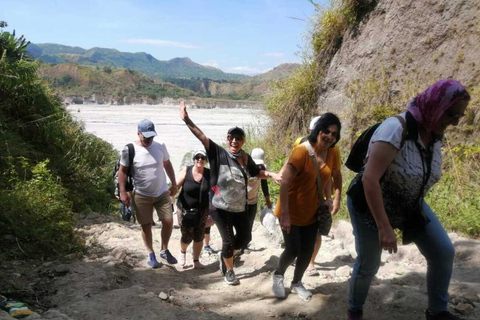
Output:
top-left (132, 191), bottom-right (172, 225)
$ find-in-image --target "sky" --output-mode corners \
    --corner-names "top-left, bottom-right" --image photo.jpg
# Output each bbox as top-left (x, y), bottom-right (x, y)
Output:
top-left (1, 0), bottom-right (328, 75)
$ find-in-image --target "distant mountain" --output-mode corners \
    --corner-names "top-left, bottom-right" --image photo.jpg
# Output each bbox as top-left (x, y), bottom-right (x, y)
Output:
top-left (27, 43), bottom-right (250, 81)
top-left (249, 63), bottom-right (301, 82)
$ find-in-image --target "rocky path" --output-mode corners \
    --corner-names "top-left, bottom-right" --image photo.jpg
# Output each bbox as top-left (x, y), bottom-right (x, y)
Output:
top-left (2, 213), bottom-right (480, 320)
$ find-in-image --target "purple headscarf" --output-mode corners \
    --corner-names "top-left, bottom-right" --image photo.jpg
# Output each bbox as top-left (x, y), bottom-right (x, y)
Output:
top-left (407, 79), bottom-right (470, 131)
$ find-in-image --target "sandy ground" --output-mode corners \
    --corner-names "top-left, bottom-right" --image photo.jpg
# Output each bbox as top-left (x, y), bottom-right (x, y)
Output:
top-left (2, 212), bottom-right (480, 320)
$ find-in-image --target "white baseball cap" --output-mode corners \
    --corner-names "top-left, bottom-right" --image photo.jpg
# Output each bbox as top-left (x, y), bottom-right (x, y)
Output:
top-left (250, 148), bottom-right (265, 165)
top-left (308, 115), bottom-right (322, 131)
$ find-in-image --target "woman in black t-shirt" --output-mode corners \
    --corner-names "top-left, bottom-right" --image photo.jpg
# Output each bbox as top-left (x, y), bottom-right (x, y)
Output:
top-left (180, 101), bottom-right (281, 285)
top-left (176, 150), bottom-right (210, 269)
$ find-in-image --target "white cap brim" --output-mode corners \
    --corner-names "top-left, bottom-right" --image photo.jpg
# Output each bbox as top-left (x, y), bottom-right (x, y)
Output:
top-left (141, 131), bottom-right (156, 138)
top-left (253, 159), bottom-right (264, 165)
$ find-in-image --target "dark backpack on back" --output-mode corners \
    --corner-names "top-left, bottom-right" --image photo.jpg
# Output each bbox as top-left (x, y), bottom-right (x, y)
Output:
top-left (114, 143), bottom-right (135, 196)
top-left (345, 115), bottom-right (407, 173)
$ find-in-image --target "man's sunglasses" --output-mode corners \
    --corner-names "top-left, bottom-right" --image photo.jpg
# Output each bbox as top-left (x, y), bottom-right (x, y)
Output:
top-left (194, 156), bottom-right (206, 161)
top-left (227, 134), bottom-right (244, 142)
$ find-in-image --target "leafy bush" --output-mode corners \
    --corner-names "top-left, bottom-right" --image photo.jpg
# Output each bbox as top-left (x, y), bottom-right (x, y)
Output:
top-left (0, 160), bottom-right (81, 258)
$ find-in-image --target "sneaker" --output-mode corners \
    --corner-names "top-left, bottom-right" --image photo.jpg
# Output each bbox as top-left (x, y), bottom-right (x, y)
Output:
top-left (218, 252), bottom-right (227, 276)
top-left (147, 253), bottom-right (161, 269)
top-left (159, 249), bottom-right (177, 264)
top-left (425, 310), bottom-right (466, 320)
top-left (271, 274), bottom-right (286, 298)
top-left (203, 245), bottom-right (214, 255)
top-left (347, 309), bottom-right (363, 320)
top-left (290, 281), bottom-right (312, 301)
top-left (179, 251), bottom-right (186, 266)
top-left (224, 269), bottom-right (240, 285)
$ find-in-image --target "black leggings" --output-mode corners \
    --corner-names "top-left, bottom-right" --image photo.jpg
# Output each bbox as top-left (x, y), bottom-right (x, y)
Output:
top-left (213, 208), bottom-right (249, 258)
top-left (244, 203), bottom-right (257, 248)
top-left (275, 222), bottom-right (317, 284)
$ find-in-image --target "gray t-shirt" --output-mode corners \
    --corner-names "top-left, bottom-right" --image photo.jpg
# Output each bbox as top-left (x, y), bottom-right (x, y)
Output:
top-left (120, 141), bottom-right (170, 197)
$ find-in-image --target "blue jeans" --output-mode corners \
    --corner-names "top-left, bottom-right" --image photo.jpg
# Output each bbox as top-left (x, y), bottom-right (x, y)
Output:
top-left (347, 197), bottom-right (454, 313)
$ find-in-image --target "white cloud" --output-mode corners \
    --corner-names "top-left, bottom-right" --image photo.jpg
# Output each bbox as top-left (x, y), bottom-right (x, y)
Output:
top-left (264, 52), bottom-right (285, 58)
top-left (123, 39), bottom-right (200, 49)
top-left (202, 60), bottom-right (219, 68)
top-left (227, 66), bottom-right (272, 75)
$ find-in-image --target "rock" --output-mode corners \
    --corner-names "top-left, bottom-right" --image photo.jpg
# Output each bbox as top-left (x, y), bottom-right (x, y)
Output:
top-left (54, 265), bottom-right (70, 275)
top-left (112, 248), bottom-right (127, 260)
top-left (158, 292), bottom-right (169, 300)
top-left (460, 290), bottom-right (480, 303)
top-left (43, 262), bottom-right (53, 267)
top-left (454, 303), bottom-right (473, 315)
top-left (297, 311), bottom-right (307, 318)
top-left (335, 266), bottom-right (351, 277)
top-left (0, 311), bottom-right (16, 320)
top-left (12, 273), bottom-right (21, 278)
top-left (23, 313), bottom-right (41, 319)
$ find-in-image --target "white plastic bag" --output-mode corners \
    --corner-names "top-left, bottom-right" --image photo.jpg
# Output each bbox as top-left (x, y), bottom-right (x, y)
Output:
top-left (260, 206), bottom-right (277, 234)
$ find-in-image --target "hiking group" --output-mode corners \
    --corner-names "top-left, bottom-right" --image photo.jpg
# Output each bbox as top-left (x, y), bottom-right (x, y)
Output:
top-left (116, 79), bottom-right (471, 320)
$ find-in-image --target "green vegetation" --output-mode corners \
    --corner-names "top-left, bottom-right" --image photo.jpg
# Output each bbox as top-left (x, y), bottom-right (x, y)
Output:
top-left (38, 63), bottom-right (195, 102)
top-left (259, 0), bottom-right (480, 238)
top-left (0, 28), bottom-right (118, 258)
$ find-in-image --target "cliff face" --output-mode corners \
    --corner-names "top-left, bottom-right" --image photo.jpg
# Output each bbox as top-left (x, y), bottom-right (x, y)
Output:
top-left (317, 0), bottom-right (480, 112)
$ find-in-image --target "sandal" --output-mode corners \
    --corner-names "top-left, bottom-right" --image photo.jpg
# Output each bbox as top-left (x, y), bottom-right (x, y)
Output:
top-left (307, 268), bottom-right (319, 276)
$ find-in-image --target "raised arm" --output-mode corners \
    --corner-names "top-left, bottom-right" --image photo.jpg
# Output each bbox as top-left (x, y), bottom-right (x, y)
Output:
top-left (180, 101), bottom-right (210, 150)
top-left (362, 141), bottom-right (398, 253)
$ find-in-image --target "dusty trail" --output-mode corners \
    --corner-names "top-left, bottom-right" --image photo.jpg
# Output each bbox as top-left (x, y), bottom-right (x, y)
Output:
top-left (2, 213), bottom-right (479, 320)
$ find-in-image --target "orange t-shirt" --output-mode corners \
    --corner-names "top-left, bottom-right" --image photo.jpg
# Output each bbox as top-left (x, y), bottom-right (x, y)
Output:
top-left (274, 144), bottom-right (341, 226)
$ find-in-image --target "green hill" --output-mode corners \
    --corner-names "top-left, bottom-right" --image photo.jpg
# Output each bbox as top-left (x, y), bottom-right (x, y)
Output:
top-left (27, 43), bottom-right (250, 81)
top-left (38, 63), bottom-right (195, 104)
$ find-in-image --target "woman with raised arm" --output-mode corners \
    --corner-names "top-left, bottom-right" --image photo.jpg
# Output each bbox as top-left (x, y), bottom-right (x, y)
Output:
top-left (180, 101), bottom-right (281, 285)
top-left (346, 79), bottom-right (470, 320)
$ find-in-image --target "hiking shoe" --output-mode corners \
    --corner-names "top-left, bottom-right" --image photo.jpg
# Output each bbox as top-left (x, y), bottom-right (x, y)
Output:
top-left (159, 249), bottom-right (177, 264)
top-left (224, 269), bottom-right (239, 285)
top-left (147, 253), bottom-right (161, 269)
top-left (203, 245), bottom-right (214, 255)
top-left (347, 309), bottom-right (363, 320)
top-left (291, 281), bottom-right (312, 301)
top-left (271, 274), bottom-right (286, 298)
top-left (425, 310), bottom-right (466, 320)
top-left (218, 252), bottom-right (227, 276)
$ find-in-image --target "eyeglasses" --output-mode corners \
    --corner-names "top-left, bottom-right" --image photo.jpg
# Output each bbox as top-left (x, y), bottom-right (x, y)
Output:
top-left (227, 135), bottom-right (244, 142)
top-left (445, 109), bottom-right (465, 120)
top-left (194, 156), bottom-right (206, 161)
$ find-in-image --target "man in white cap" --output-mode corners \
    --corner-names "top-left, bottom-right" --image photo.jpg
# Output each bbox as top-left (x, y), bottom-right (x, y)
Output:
top-left (118, 119), bottom-right (178, 268)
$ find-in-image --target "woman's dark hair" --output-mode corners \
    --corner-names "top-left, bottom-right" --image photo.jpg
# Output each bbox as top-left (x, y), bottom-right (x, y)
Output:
top-left (307, 112), bottom-right (341, 147)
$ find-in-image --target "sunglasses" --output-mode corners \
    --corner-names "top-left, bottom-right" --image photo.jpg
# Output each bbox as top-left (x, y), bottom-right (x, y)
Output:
top-left (194, 156), bottom-right (206, 161)
top-left (227, 134), bottom-right (244, 142)
top-left (445, 109), bottom-right (465, 120)
top-left (322, 129), bottom-right (337, 138)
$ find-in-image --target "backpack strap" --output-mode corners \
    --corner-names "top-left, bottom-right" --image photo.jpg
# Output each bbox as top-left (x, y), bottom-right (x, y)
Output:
top-left (126, 143), bottom-right (135, 176)
top-left (302, 141), bottom-right (324, 207)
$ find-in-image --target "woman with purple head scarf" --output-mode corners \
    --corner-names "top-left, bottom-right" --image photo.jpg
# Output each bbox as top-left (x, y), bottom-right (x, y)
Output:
top-left (346, 79), bottom-right (470, 320)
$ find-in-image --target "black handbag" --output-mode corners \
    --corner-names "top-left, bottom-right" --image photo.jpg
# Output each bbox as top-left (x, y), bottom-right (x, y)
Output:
top-left (181, 174), bottom-right (204, 228)
top-left (302, 141), bottom-right (332, 236)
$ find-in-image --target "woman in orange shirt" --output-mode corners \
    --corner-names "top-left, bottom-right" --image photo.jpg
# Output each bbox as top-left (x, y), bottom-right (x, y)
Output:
top-left (272, 113), bottom-right (342, 301)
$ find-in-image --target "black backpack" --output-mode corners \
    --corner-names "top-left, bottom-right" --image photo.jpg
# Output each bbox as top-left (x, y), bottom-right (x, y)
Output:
top-left (345, 115), bottom-right (407, 173)
top-left (114, 143), bottom-right (135, 196)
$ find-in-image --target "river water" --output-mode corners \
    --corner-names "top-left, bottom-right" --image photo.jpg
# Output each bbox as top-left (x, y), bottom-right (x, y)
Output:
top-left (66, 104), bottom-right (269, 171)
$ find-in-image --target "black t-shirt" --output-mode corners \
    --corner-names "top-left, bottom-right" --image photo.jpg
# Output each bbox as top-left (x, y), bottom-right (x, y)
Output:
top-left (177, 166), bottom-right (210, 211)
top-left (206, 139), bottom-right (260, 212)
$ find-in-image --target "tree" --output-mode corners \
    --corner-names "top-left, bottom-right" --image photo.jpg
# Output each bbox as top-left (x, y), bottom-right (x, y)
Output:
top-left (0, 21), bottom-right (7, 28)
